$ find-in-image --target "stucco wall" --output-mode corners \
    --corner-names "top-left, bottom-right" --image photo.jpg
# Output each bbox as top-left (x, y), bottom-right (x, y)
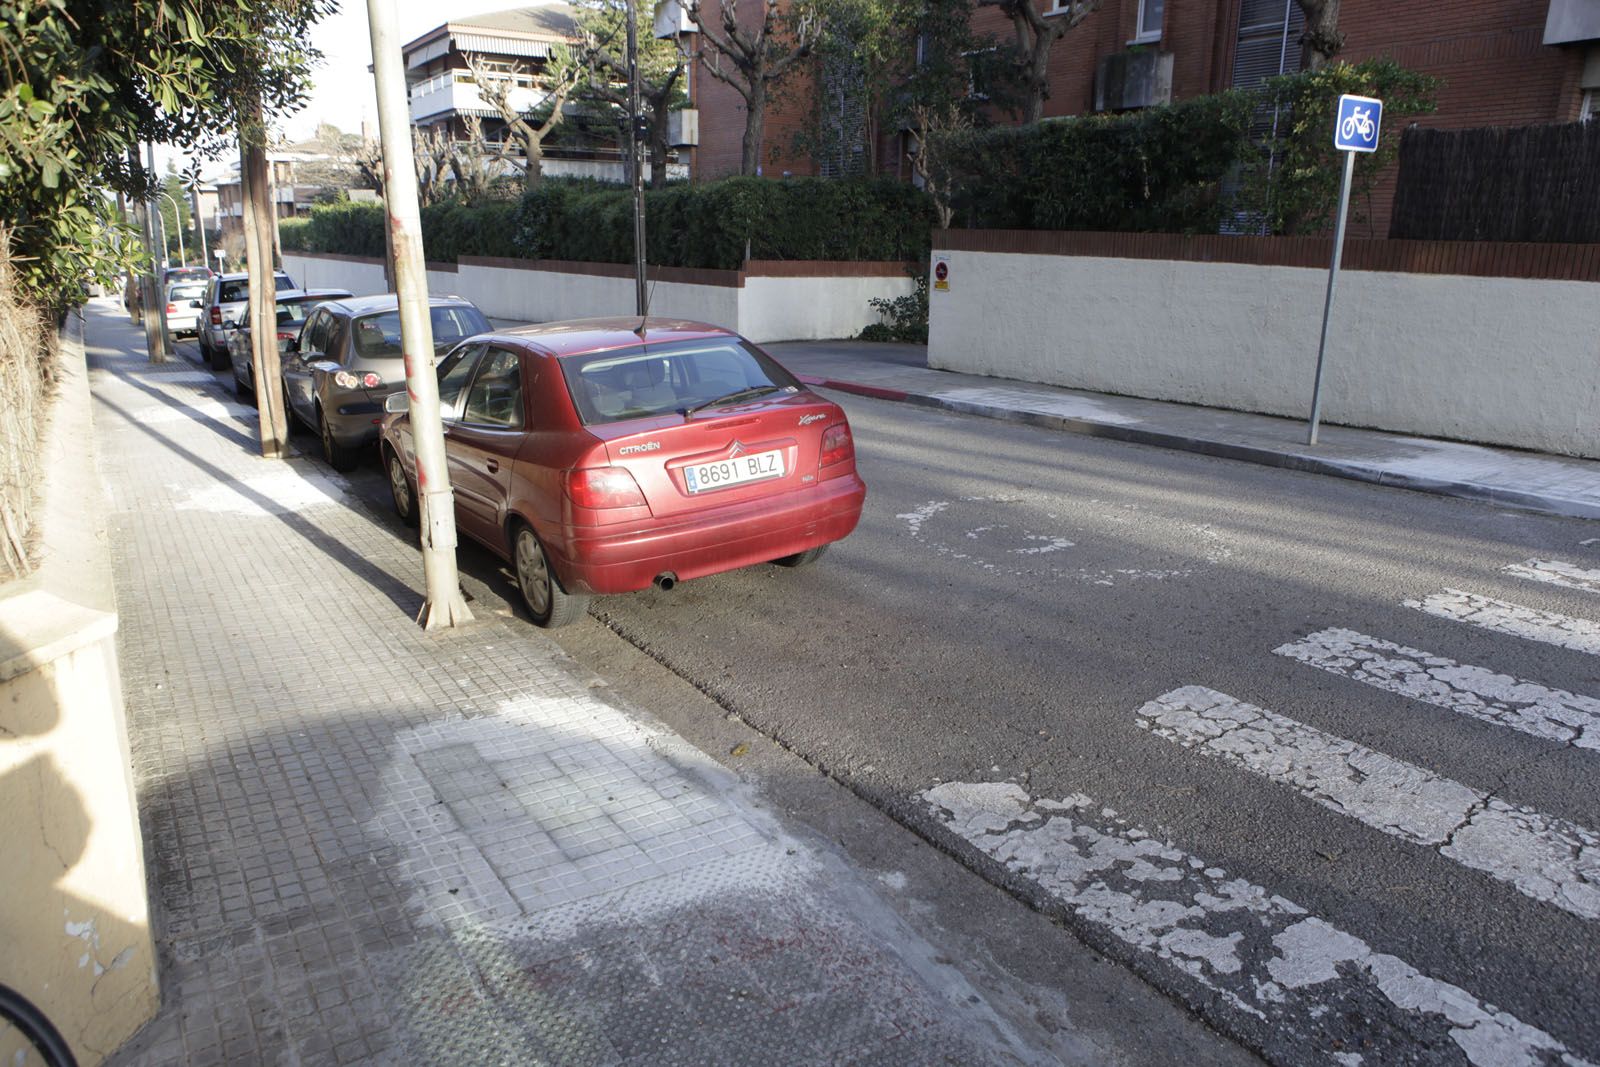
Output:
top-left (740, 274), bottom-right (915, 344)
top-left (0, 315), bottom-right (157, 1065)
top-left (928, 249), bottom-right (1600, 458)
top-left (282, 252), bottom-right (905, 343)
top-left (283, 253), bottom-right (386, 296)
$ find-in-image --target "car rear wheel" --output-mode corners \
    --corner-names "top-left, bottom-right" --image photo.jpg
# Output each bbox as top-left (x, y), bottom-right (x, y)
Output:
top-left (386, 448), bottom-right (418, 527)
top-left (514, 524), bottom-right (588, 629)
top-left (235, 367), bottom-right (254, 404)
top-left (207, 339), bottom-right (227, 372)
top-left (773, 545), bottom-right (828, 568)
top-left (317, 405), bottom-right (360, 472)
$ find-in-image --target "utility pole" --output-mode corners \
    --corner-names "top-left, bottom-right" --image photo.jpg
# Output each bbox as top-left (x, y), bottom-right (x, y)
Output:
top-left (366, 0), bottom-right (473, 630)
top-left (628, 0), bottom-right (647, 317)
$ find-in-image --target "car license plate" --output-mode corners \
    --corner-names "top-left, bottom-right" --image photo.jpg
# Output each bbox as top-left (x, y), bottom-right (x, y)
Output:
top-left (684, 449), bottom-right (784, 494)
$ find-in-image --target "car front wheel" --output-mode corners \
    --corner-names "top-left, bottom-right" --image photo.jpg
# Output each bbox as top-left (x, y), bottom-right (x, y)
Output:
top-left (514, 524), bottom-right (588, 628)
top-left (317, 405), bottom-right (360, 472)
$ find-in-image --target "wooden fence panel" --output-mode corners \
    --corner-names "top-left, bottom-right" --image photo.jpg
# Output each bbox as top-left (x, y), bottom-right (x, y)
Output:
top-left (1390, 123), bottom-right (1600, 242)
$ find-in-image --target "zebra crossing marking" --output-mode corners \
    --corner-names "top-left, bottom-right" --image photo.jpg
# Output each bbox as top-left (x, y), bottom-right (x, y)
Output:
top-left (1137, 686), bottom-right (1600, 922)
top-left (921, 780), bottom-right (1591, 1067)
top-left (1275, 628), bottom-right (1600, 751)
top-left (1405, 589), bottom-right (1600, 656)
top-left (1506, 559), bottom-right (1600, 596)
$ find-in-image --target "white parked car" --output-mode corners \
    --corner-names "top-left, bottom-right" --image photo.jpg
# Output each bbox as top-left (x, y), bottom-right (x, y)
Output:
top-left (163, 281), bottom-right (207, 338)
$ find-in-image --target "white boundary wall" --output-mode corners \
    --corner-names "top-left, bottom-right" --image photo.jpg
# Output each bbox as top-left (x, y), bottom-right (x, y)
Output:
top-left (927, 250), bottom-right (1600, 458)
top-left (281, 252), bottom-right (912, 344)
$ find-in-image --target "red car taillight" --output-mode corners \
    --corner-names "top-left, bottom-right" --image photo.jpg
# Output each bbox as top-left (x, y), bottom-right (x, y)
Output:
top-left (209, 307), bottom-right (222, 325)
top-left (820, 422), bottom-right (854, 467)
top-left (276, 331), bottom-right (297, 344)
top-left (166, 303), bottom-right (177, 314)
top-left (565, 467), bottom-right (647, 509)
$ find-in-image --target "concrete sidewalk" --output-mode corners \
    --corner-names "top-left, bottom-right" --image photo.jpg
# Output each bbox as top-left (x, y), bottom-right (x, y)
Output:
top-left (768, 340), bottom-right (1600, 521)
top-left (84, 300), bottom-right (1058, 1066)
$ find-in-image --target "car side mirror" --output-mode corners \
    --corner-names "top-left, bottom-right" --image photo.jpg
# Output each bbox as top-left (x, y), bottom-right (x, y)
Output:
top-left (189, 299), bottom-right (202, 308)
top-left (384, 393), bottom-right (410, 414)
top-left (222, 318), bottom-right (237, 329)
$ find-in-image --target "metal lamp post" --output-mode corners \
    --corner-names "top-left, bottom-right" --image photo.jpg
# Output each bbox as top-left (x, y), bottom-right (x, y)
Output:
top-left (156, 190), bottom-right (187, 266)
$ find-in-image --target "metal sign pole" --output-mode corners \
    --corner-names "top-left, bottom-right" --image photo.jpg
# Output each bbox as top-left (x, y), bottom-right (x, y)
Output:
top-left (1306, 148), bottom-right (1356, 447)
top-left (366, 0), bottom-right (473, 630)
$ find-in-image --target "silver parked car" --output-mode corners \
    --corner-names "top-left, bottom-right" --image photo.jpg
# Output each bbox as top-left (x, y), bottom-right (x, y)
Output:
top-left (282, 294), bottom-right (491, 471)
top-left (199, 270), bottom-right (296, 369)
top-left (226, 289), bottom-right (354, 401)
top-left (163, 280), bottom-right (207, 337)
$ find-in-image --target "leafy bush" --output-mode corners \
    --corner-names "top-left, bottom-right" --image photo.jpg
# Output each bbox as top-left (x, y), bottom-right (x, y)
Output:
top-left (278, 217), bottom-right (310, 252)
top-left (1239, 58), bottom-right (1439, 235)
top-left (860, 274), bottom-right (929, 343)
top-left (295, 200), bottom-right (386, 257)
top-left (940, 59), bottom-right (1438, 236)
top-left (944, 91), bottom-right (1259, 233)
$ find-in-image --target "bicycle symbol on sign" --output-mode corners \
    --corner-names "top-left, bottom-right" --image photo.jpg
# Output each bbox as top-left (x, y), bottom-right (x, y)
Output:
top-left (1340, 106), bottom-right (1375, 144)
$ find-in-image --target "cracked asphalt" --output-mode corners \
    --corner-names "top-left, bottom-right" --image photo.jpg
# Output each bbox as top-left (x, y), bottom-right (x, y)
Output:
top-left (314, 362), bottom-right (1598, 1063)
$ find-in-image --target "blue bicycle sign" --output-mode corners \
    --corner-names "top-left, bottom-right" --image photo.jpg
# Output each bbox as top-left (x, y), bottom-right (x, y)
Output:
top-left (1333, 94), bottom-right (1383, 153)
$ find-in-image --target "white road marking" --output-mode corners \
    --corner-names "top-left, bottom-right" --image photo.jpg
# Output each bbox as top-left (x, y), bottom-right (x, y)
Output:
top-left (1138, 687), bottom-right (1600, 922)
top-left (1506, 559), bottom-right (1600, 596)
top-left (1580, 539), bottom-right (1600, 547)
top-left (921, 781), bottom-right (1590, 1067)
top-left (1275, 628), bottom-right (1600, 751)
top-left (1406, 589), bottom-right (1600, 656)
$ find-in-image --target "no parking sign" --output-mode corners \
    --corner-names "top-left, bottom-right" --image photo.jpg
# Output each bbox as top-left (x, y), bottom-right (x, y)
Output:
top-left (933, 257), bottom-right (950, 292)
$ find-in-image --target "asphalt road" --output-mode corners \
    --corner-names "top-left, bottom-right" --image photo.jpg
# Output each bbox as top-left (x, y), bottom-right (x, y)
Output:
top-left (190, 333), bottom-right (1600, 1065)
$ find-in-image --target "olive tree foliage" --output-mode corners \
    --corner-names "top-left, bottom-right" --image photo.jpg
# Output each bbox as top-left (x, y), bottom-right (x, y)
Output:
top-left (978, 0), bottom-right (1099, 124)
top-left (0, 0), bottom-right (331, 309)
top-left (686, 0), bottom-right (824, 176)
top-left (563, 0), bottom-right (687, 189)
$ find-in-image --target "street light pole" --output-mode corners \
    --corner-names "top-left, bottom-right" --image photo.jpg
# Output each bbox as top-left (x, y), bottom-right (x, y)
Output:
top-left (365, 0), bottom-right (473, 631)
top-left (156, 190), bottom-right (187, 266)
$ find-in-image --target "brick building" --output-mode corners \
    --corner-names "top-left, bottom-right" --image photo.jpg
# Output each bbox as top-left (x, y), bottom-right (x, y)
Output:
top-left (684, 0), bottom-right (1599, 230)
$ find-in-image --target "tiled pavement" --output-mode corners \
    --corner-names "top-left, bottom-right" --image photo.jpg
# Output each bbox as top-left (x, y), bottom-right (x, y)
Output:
top-left (85, 301), bottom-right (1041, 1066)
top-left (768, 340), bottom-right (1600, 521)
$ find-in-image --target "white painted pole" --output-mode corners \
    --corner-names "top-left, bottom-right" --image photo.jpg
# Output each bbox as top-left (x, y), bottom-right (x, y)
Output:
top-left (1306, 148), bottom-right (1356, 447)
top-left (365, 0), bottom-right (474, 630)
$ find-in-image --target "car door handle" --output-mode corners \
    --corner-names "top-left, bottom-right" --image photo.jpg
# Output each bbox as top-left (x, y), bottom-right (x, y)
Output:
top-left (486, 458), bottom-right (499, 473)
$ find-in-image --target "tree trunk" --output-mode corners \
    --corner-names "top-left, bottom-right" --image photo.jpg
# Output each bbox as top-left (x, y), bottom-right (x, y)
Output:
top-left (522, 133), bottom-right (545, 190)
top-left (1023, 34), bottom-right (1052, 123)
top-left (649, 110), bottom-right (671, 189)
top-left (742, 83), bottom-right (767, 176)
top-left (1296, 0), bottom-right (1343, 70)
top-left (240, 104), bottom-right (290, 459)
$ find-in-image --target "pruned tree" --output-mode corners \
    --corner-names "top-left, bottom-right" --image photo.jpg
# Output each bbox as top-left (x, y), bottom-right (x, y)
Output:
top-left (979, 0), bottom-right (1099, 123)
top-left (449, 116), bottom-right (516, 202)
top-left (467, 53), bottom-right (584, 189)
top-left (1295, 0), bottom-right (1344, 70)
top-left (687, 0), bottom-right (824, 175)
top-left (567, 0), bottom-right (687, 188)
top-left (412, 125), bottom-right (457, 205)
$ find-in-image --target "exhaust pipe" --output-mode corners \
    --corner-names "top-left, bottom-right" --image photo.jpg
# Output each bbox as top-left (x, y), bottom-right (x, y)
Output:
top-left (653, 572), bottom-right (677, 592)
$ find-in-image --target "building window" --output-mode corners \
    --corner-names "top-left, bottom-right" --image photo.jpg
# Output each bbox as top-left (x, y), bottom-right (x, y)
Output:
top-left (1134, 0), bottom-right (1163, 42)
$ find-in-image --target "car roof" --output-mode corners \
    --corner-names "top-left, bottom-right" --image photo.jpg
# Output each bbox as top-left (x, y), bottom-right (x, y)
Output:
top-left (215, 271), bottom-right (292, 283)
top-left (320, 293), bottom-right (480, 315)
top-left (276, 288), bottom-right (354, 302)
top-left (491, 318), bottom-right (738, 358)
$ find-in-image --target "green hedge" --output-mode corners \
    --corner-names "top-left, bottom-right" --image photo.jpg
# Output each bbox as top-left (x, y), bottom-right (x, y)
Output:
top-left (281, 178), bottom-right (933, 269)
top-left (944, 91), bottom-right (1259, 233)
top-left (941, 58), bottom-right (1438, 236)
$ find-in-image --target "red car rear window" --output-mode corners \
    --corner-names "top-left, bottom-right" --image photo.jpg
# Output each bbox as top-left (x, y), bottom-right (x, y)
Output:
top-left (560, 338), bottom-right (800, 425)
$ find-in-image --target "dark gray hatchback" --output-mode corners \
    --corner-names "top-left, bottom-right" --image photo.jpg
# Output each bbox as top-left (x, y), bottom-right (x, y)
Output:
top-left (281, 293), bottom-right (490, 471)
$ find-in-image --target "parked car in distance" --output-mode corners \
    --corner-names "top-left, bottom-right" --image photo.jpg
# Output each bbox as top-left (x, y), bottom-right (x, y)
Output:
top-left (162, 265), bottom-right (212, 287)
top-left (163, 280), bottom-right (208, 337)
top-left (226, 289), bottom-right (355, 401)
top-left (199, 271), bottom-right (296, 369)
top-left (380, 318), bottom-right (867, 628)
top-left (284, 294), bottom-right (491, 472)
